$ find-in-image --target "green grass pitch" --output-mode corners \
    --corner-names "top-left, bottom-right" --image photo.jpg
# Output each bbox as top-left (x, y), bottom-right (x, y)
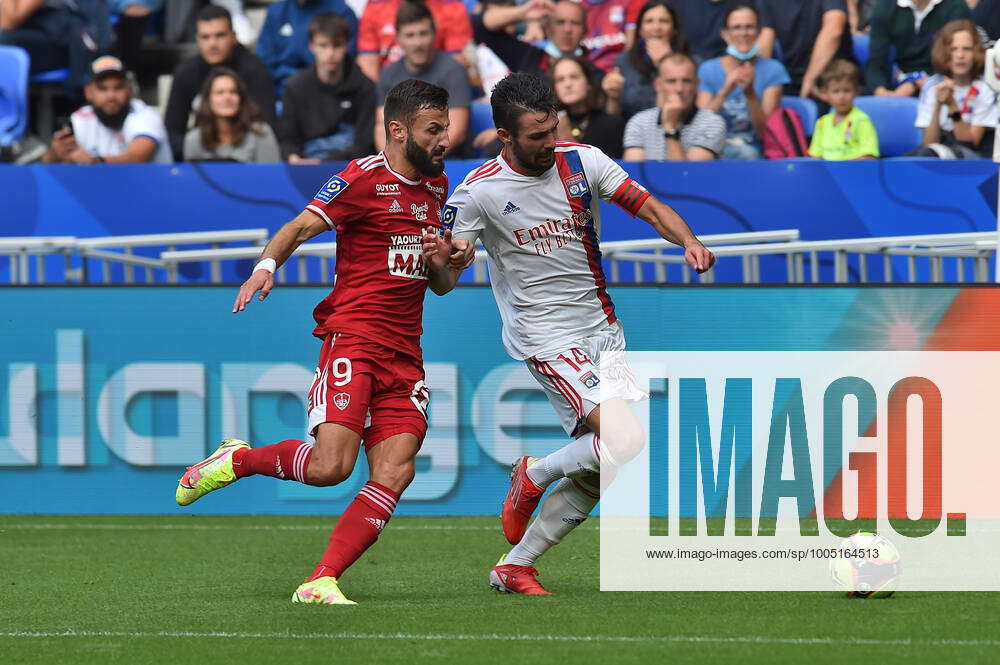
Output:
top-left (1, 515), bottom-right (997, 665)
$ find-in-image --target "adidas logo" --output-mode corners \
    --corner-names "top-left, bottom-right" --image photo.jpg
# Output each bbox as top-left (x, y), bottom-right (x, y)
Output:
top-left (388, 199), bottom-right (403, 214)
top-left (365, 517), bottom-right (386, 531)
top-left (502, 201), bottom-right (520, 216)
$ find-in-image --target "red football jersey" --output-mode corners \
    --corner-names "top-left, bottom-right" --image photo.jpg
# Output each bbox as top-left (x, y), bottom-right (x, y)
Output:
top-left (580, 0), bottom-right (628, 72)
top-left (305, 153), bottom-right (449, 360)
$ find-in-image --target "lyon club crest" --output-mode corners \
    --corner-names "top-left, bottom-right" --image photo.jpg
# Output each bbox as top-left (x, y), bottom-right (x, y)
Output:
top-left (334, 392), bottom-right (351, 410)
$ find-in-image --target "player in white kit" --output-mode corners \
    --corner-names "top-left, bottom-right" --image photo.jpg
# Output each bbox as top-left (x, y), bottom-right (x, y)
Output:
top-left (422, 72), bottom-right (716, 594)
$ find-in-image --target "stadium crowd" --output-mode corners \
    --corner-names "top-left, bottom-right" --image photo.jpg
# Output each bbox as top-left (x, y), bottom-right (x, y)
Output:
top-left (2, 0), bottom-right (998, 164)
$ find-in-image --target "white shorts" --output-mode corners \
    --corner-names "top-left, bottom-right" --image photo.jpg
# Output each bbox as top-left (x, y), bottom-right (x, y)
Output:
top-left (525, 322), bottom-right (645, 438)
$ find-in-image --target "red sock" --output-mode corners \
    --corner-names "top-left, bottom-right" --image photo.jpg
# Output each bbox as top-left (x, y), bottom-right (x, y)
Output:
top-left (309, 481), bottom-right (400, 580)
top-left (232, 439), bottom-right (314, 483)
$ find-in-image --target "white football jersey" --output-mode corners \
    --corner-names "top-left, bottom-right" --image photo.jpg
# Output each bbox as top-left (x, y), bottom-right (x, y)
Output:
top-left (71, 99), bottom-right (173, 164)
top-left (443, 142), bottom-right (650, 360)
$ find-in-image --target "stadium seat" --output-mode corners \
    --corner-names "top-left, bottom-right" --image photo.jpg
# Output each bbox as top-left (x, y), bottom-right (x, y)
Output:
top-left (853, 33), bottom-right (870, 69)
top-left (852, 96), bottom-right (922, 157)
top-left (471, 100), bottom-right (494, 135)
top-left (780, 96), bottom-right (818, 135)
top-left (30, 67), bottom-right (70, 143)
top-left (0, 46), bottom-right (30, 146)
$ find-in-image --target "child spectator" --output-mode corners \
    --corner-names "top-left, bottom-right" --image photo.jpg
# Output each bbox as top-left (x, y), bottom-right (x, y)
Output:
top-left (255, 0), bottom-right (358, 98)
top-left (278, 11), bottom-right (376, 162)
top-left (552, 55), bottom-right (626, 156)
top-left (603, 0), bottom-right (688, 120)
top-left (183, 68), bottom-right (280, 162)
top-left (808, 59), bottom-right (879, 160)
top-left (696, 2), bottom-right (788, 159)
top-left (867, 0), bottom-right (970, 97)
top-left (913, 19), bottom-right (997, 158)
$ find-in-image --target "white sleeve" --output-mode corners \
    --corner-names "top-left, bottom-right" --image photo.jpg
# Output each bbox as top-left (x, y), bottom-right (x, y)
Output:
top-left (442, 183), bottom-right (483, 243)
top-left (969, 82), bottom-right (998, 128)
top-left (915, 80), bottom-right (936, 128)
top-left (127, 105), bottom-right (168, 147)
top-left (585, 146), bottom-right (630, 201)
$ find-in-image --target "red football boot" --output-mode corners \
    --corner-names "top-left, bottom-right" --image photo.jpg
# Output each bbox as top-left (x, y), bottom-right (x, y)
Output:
top-left (501, 456), bottom-right (545, 545)
top-left (489, 555), bottom-right (552, 595)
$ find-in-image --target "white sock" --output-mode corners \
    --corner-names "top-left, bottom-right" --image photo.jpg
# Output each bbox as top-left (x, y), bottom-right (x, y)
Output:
top-left (505, 476), bottom-right (599, 567)
top-left (526, 432), bottom-right (601, 488)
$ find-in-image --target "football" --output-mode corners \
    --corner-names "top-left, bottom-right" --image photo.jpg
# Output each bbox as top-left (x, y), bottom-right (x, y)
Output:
top-left (830, 531), bottom-right (901, 598)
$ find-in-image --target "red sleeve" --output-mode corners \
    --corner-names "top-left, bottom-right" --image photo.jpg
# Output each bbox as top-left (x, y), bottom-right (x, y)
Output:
top-left (611, 178), bottom-right (651, 216)
top-left (441, 3), bottom-right (473, 53)
top-left (625, 0), bottom-right (643, 29)
top-left (357, 3), bottom-right (381, 54)
top-left (306, 166), bottom-right (362, 230)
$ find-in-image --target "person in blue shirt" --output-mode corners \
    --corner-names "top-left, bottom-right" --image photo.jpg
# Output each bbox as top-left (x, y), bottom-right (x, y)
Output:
top-left (256, 0), bottom-right (358, 98)
top-left (695, 2), bottom-right (788, 159)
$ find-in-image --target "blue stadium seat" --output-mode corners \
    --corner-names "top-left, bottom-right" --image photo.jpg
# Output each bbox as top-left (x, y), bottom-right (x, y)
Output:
top-left (471, 100), bottom-right (494, 135)
top-left (853, 33), bottom-right (870, 69)
top-left (852, 96), bottom-right (922, 157)
top-left (780, 96), bottom-right (819, 135)
top-left (29, 67), bottom-right (69, 142)
top-left (0, 46), bottom-right (30, 146)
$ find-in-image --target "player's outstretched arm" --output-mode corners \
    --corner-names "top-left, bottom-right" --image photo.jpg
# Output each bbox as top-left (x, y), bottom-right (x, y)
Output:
top-left (635, 196), bottom-right (716, 274)
top-left (422, 227), bottom-right (473, 295)
top-left (232, 210), bottom-right (330, 313)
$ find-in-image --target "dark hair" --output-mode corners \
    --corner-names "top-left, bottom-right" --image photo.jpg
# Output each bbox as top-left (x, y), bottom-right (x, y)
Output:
top-left (490, 72), bottom-right (558, 133)
top-left (196, 4), bottom-right (232, 27)
top-left (383, 78), bottom-right (449, 131)
top-left (629, 0), bottom-right (688, 81)
top-left (931, 19), bottom-right (985, 78)
top-left (818, 58), bottom-right (862, 89)
top-left (396, 0), bottom-right (436, 32)
top-left (309, 11), bottom-right (352, 44)
top-left (723, 3), bottom-right (759, 29)
top-left (195, 67), bottom-right (263, 152)
top-left (550, 56), bottom-right (604, 113)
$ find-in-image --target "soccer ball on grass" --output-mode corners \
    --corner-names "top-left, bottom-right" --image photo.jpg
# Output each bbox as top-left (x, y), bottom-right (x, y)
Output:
top-left (829, 531), bottom-right (900, 598)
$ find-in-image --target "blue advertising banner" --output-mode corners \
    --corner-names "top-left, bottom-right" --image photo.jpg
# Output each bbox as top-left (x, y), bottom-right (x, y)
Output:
top-left (0, 285), bottom-right (994, 515)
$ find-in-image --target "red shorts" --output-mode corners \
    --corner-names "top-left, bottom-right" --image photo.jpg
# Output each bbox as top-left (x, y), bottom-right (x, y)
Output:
top-left (307, 333), bottom-right (429, 448)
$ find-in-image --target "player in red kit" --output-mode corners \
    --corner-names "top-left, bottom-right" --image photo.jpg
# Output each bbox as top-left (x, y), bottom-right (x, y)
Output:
top-left (174, 79), bottom-right (467, 605)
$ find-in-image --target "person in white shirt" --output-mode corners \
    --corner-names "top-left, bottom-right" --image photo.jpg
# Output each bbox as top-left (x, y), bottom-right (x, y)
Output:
top-left (43, 55), bottom-right (173, 165)
top-left (421, 72), bottom-right (715, 595)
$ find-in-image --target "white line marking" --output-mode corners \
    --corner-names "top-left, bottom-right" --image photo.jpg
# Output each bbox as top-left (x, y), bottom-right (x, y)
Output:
top-left (0, 523), bottom-right (597, 532)
top-left (0, 630), bottom-right (996, 648)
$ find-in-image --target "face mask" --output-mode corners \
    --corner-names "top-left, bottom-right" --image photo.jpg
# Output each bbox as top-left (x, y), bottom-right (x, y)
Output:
top-left (726, 44), bottom-right (760, 62)
top-left (542, 40), bottom-right (583, 59)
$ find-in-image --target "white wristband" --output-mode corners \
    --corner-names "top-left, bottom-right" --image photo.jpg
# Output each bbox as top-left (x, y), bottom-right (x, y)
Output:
top-left (253, 258), bottom-right (277, 274)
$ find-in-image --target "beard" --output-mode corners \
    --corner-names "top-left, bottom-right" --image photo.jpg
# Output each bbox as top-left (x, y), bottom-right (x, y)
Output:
top-left (95, 103), bottom-right (129, 131)
top-left (510, 138), bottom-right (554, 174)
top-left (405, 133), bottom-right (445, 177)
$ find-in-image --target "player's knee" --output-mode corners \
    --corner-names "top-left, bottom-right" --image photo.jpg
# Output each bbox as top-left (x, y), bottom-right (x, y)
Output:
top-left (600, 422), bottom-right (646, 467)
top-left (307, 455), bottom-right (354, 486)
top-left (371, 461), bottom-right (415, 494)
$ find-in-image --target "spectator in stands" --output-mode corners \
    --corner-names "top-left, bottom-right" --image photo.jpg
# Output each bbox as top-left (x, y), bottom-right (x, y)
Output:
top-left (552, 55), bottom-right (625, 156)
top-left (256, 0), bottom-right (358, 98)
top-left (183, 68), bottom-right (280, 162)
top-left (912, 19), bottom-right (997, 157)
top-left (475, 0), bottom-right (603, 83)
top-left (867, 0), bottom-right (970, 97)
top-left (970, 0), bottom-right (1000, 44)
top-left (109, 0), bottom-right (162, 77)
top-left (278, 12), bottom-right (375, 162)
top-left (622, 52), bottom-right (726, 160)
top-left (604, 0), bottom-right (688, 120)
top-left (760, 0), bottom-right (854, 100)
top-left (0, 0), bottom-right (111, 92)
top-left (696, 3), bottom-right (788, 159)
top-left (808, 58), bottom-right (879, 159)
top-left (374, 1), bottom-right (470, 152)
top-left (165, 5), bottom-right (275, 160)
top-left (628, 0), bottom-right (773, 63)
top-left (847, 0), bottom-right (877, 33)
top-left (42, 55), bottom-right (172, 164)
top-left (357, 0), bottom-right (472, 81)
top-left (578, 0), bottom-right (631, 72)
